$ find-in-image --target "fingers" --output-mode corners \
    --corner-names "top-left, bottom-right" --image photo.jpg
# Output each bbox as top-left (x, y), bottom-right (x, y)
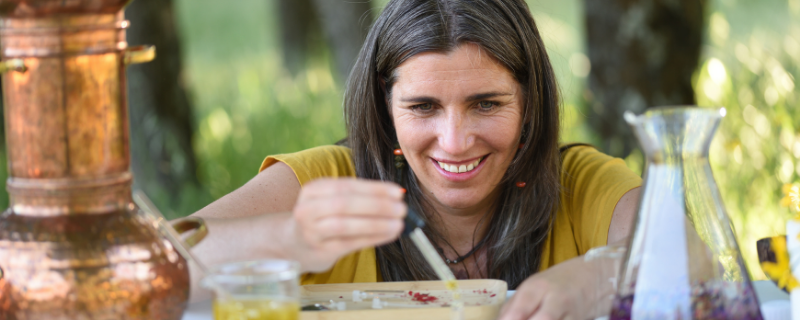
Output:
top-left (297, 214), bottom-right (404, 255)
top-left (314, 216), bottom-right (403, 241)
top-left (291, 178), bottom-right (408, 263)
top-left (498, 287), bottom-right (544, 320)
top-left (499, 279), bottom-right (575, 320)
top-left (500, 295), bottom-right (568, 320)
top-left (529, 296), bottom-right (570, 320)
top-left (301, 178), bottom-right (405, 200)
top-left (319, 233), bottom-right (402, 255)
top-left (298, 195), bottom-right (407, 219)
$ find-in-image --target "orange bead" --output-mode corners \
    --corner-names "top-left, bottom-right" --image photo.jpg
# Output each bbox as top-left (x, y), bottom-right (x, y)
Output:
top-left (393, 149), bottom-right (403, 155)
top-left (518, 143), bottom-right (524, 149)
top-left (400, 188), bottom-right (407, 194)
top-left (515, 181), bottom-right (526, 188)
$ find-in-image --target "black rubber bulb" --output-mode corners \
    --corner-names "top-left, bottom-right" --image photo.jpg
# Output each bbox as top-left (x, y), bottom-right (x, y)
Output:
top-left (402, 206), bottom-right (425, 236)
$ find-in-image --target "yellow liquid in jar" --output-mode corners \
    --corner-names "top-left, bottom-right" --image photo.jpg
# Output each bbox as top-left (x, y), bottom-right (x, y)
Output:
top-left (213, 298), bottom-right (299, 320)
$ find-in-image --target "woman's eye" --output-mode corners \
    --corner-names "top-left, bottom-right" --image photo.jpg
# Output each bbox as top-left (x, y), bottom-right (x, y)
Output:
top-left (414, 103), bottom-right (433, 111)
top-left (479, 101), bottom-right (495, 110)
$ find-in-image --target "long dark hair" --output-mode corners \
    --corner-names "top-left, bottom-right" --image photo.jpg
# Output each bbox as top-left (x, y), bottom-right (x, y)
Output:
top-left (343, 0), bottom-right (561, 290)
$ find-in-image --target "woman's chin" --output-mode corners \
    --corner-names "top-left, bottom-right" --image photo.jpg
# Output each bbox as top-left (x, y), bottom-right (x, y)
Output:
top-left (433, 190), bottom-right (492, 211)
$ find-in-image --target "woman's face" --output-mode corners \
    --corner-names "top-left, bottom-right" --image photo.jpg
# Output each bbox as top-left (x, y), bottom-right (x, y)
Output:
top-left (390, 43), bottom-right (524, 212)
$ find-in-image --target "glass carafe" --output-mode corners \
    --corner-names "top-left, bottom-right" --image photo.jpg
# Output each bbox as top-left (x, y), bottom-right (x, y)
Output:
top-left (610, 107), bottom-right (762, 320)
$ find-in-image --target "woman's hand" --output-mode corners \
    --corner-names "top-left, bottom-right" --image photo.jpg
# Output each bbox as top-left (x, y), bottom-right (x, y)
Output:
top-left (288, 178), bottom-right (407, 272)
top-left (498, 252), bottom-right (620, 320)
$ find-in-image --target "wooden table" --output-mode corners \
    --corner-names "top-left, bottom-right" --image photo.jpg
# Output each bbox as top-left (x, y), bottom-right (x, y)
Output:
top-left (182, 280), bottom-right (790, 320)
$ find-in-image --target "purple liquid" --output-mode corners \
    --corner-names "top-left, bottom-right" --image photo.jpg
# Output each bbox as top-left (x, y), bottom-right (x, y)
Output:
top-left (609, 281), bottom-right (762, 320)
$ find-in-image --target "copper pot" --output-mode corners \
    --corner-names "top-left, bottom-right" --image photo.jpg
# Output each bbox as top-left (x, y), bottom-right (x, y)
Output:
top-left (0, 1), bottom-right (205, 319)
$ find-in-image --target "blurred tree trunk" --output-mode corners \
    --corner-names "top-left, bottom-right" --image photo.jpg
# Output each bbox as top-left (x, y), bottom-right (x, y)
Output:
top-left (0, 81), bottom-right (5, 208)
top-left (277, 0), bottom-right (373, 82)
top-left (310, 0), bottom-right (373, 82)
top-left (584, 0), bottom-right (706, 157)
top-left (126, 0), bottom-right (200, 203)
top-left (278, 0), bottom-right (320, 78)
top-left (0, 81), bottom-right (3, 142)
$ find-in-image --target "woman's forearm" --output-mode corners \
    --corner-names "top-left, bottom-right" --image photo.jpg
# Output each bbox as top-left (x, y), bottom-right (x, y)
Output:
top-left (183, 176), bottom-right (407, 302)
top-left (187, 212), bottom-right (295, 302)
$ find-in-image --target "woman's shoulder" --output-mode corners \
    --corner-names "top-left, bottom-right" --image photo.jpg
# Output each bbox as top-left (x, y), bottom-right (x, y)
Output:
top-left (259, 145), bottom-right (356, 186)
top-left (558, 143), bottom-right (641, 198)
top-left (541, 144), bottom-right (642, 266)
top-left (558, 143), bottom-right (637, 183)
top-left (556, 143), bottom-right (641, 244)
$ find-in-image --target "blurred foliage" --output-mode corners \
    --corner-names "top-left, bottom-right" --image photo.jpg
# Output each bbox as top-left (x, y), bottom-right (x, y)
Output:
top-left (0, 0), bottom-right (794, 280)
top-left (175, 0), bottom-right (346, 210)
top-left (697, 0), bottom-right (800, 280)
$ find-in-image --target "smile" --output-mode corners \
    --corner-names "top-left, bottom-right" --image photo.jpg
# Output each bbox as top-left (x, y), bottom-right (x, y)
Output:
top-left (436, 157), bottom-right (484, 173)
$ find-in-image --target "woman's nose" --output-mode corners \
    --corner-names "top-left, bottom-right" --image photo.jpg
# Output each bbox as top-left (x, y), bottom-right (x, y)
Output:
top-left (437, 111), bottom-right (475, 155)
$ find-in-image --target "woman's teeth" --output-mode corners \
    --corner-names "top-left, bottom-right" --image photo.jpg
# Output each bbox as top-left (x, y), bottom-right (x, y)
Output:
top-left (437, 158), bottom-right (482, 173)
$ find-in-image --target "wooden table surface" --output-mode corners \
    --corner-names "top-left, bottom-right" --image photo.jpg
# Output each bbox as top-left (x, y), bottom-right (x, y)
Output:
top-left (182, 280), bottom-right (790, 320)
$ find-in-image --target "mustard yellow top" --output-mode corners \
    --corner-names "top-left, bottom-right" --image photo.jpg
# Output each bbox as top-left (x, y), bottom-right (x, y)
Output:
top-left (259, 145), bottom-right (641, 285)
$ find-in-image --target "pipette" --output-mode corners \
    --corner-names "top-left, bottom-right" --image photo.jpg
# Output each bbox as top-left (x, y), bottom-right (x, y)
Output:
top-left (402, 207), bottom-right (464, 320)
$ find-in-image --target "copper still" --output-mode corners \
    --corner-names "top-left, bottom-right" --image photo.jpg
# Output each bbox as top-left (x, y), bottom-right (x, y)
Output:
top-left (0, 1), bottom-right (205, 319)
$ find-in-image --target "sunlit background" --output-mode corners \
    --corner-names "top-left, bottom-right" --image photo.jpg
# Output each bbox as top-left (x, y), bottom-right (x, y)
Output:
top-left (0, 0), bottom-right (796, 280)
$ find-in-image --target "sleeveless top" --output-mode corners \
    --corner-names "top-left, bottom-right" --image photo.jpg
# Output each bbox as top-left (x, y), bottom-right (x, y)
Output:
top-left (259, 144), bottom-right (641, 285)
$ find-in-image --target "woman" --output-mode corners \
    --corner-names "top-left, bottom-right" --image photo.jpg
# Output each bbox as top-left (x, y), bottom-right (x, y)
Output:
top-left (190, 0), bottom-right (641, 319)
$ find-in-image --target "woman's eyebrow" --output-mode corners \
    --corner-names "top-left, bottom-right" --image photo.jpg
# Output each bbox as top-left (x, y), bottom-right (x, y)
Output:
top-left (400, 92), bottom-right (512, 104)
top-left (400, 96), bottom-right (441, 104)
top-left (465, 92), bottom-right (513, 102)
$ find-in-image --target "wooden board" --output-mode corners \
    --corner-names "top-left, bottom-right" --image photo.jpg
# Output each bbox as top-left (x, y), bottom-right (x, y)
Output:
top-left (300, 279), bottom-right (507, 320)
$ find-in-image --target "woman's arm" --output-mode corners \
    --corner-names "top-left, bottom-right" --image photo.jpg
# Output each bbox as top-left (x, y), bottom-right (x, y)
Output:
top-left (607, 187), bottom-right (641, 245)
top-left (185, 162), bottom-right (406, 302)
top-left (192, 162), bottom-right (301, 219)
top-left (499, 187), bottom-right (640, 320)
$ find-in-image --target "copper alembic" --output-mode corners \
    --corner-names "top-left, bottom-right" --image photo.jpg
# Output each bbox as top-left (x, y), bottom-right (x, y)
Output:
top-left (0, 1), bottom-right (206, 319)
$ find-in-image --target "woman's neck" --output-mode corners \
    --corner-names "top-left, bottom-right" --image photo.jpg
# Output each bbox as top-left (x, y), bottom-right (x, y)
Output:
top-left (426, 188), bottom-right (498, 251)
top-left (427, 195), bottom-right (495, 280)
top-left (436, 207), bottom-right (491, 248)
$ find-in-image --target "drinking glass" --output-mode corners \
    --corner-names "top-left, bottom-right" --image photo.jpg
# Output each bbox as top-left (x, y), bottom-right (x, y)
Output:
top-left (202, 260), bottom-right (300, 320)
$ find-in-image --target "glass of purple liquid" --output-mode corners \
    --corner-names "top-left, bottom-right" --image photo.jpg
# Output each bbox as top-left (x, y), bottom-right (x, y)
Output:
top-left (609, 281), bottom-right (762, 320)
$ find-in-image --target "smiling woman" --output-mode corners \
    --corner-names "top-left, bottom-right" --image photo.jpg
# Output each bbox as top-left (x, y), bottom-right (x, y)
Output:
top-left (189, 0), bottom-right (641, 319)
top-left (343, 0), bottom-right (566, 289)
top-left (392, 44), bottom-right (524, 204)
top-left (387, 44), bottom-right (534, 281)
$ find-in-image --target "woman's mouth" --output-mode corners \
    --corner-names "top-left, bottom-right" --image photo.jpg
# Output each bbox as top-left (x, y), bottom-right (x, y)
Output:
top-left (435, 156), bottom-right (485, 173)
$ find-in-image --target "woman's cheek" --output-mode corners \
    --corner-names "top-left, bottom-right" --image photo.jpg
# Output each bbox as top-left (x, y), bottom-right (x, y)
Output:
top-left (478, 118), bottom-right (520, 148)
top-left (398, 117), bottom-right (436, 139)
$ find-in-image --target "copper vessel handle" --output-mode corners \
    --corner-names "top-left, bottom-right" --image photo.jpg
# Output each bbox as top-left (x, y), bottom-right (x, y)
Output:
top-left (0, 59), bottom-right (27, 73)
top-left (124, 45), bottom-right (156, 64)
top-left (171, 217), bottom-right (207, 248)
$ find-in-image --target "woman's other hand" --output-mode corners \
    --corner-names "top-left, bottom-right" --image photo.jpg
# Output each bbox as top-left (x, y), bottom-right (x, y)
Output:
top-left (498, 253), bottom-right (619, 320)
top-left (498, 186), bottom-right (638, 320)
top-left (289, 178), bottom-right (407, 272)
